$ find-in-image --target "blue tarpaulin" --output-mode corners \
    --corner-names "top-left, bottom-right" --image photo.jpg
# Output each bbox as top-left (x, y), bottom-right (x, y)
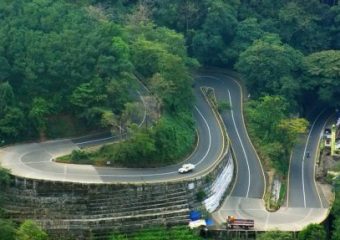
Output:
top-left (189, 211), bottom-right (202, 221)
top-left (205, 218), bottom-right (214, 226)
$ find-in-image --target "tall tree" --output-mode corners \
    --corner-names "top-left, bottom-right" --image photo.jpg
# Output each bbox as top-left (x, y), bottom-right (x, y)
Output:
top-left (151, 0), bottom-right (208, 34)
top-left (246, 96), bottom-right (308, 173)
top-left (278, 1), bottom-right (331, 53)
top-left (329, 5), bottom-right (340, 49)
top-left (236, 34), bottom-right (303, 103)
top-left (0, 82), bottom-right (15, 115)
top-left (302, 50), bottom-right (340, 106)
top-left (29, 98), bottom-right (51, 140)
top-left (225, 17), bottom-right (265, 65)
top-left (191, 0), bottom-right (238, 65)
top-left (0, 57), bottom-right (11, 82)
top-left (0, 107), bottom-right (25, 142)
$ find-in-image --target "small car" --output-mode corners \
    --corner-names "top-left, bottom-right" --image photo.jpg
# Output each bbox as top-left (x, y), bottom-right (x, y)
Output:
top-left (178, 163), bottom-right (195, 174)
top-left (306, 151), bottom-right (310, 158)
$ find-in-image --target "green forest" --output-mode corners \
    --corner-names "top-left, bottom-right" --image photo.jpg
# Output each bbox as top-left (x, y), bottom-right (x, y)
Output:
top-left (0, 0), bottom-right (339, 239)
top-left (0, 0), bottom-right (339, 167)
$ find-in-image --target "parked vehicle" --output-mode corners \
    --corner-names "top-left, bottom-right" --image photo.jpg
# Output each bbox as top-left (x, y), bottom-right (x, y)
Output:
top-left (178, 163), bottom-right (195, 174)
top-left (226, 216), bottom-right (254, 229)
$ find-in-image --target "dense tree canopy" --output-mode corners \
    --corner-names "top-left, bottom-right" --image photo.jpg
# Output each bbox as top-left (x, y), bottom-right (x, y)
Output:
top-left (0, 0), bottom-right (339, 237)
top-left (0, 0), bottom-right (131, 141)
top-left (246, 96), bottom-right (308, 173)
top-left (225, 17), bottom-right (265, 64)
top-left (278, 1), bottom-right (331, 53)
top-left (301, 50), bottom-right (340, 106)
top-left (191, 0), bottom-right (238, 65)
top-left (298, 224), bottom-right (327, 240)
top-left (0, 0), bottom-right (195, 145)
top-left (0, 219), bottom-right (16, 240)
top-left (236, 34), bottom-right (303, 103)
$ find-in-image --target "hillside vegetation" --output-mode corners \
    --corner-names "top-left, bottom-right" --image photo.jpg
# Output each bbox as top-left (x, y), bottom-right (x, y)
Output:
top-left (0, 0), bottom-right (197, 166)
top-left (0, 0), bottom-right (339, 237)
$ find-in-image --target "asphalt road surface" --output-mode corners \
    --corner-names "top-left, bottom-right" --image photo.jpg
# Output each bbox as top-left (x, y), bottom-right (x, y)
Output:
top-left (0, 78), bottom-right (224, 183)
top-left (0, 70), bottom-right (331, 230)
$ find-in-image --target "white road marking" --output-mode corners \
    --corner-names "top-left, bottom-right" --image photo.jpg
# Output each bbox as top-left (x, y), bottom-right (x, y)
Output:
top-left (302, 110), bottom-right (325, 208)
top-left (228, 90), bottom-right (251, 198)
top-left (26, 161), bottom-right (51, 164)
top-left (221, 208), bottom-right (265, 211)
top-left (76, 136), bottom-right (115, 145)
top-left (286, 152), bottom-right (293, 207)
top-left (315, 115), bottom-right (332, 208)
top-left (194, 106), bottom-right (212, 166)
top-left (17, 106), bottom-right (212, 179)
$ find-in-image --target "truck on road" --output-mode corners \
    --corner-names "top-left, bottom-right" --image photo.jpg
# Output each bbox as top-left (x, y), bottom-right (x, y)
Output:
top-left (226, 216), bottom-right (254, 229)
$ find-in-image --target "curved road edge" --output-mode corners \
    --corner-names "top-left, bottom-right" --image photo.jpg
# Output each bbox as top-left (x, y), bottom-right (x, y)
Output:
top-left (0, 70), bottom-right (333, 231)
top-left (206, 71), bottom-right (332, 231)
top-left (0, 78), bottom-right (226, 184)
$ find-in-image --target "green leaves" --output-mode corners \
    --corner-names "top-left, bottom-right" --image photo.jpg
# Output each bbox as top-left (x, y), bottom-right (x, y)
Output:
top-left (298, 224), bottom-right (327, 240)
top-left (110, 226), bottom-right (202, 240)
top-left (245, 96), bottom-right (308, 174)
top-left (278, 118), bottom-right (309, 148)
top-left (70, 79), bottom-right (107, 109)
top-left (129, 24), bottom-right (194, 113)
top-left (225, 17), bottom-right (264, 64)
top-left (191, 0), bottom-right (238, 65)
top-left (236, 34), bottom-right (303, 102)
top-left (257, 231), bottom-right (293, 240)
top-left (0, 219), bottom-right (49, 240)
top-left (0, 219), bottom-right (16, 240)
top-left (0, 0), bottom-right (142, 140)
top-left (0, 107), bottom-right (25, 140)
top-left (0, 82), bottom-right (15, 115)
top-left (302, 50), bottom-right (340, 105)
top-left (0, 167), bottom-right (10, 187)
top-left (29, 98), bottom-right (52, 134)
top-left (153, 113), bottom-right (195, 162)
top-left (16, 220), bottom-right (48, 240)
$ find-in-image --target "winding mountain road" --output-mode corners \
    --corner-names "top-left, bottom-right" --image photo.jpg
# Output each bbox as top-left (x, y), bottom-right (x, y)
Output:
top-left (0, 71), bottom-right (331, 231)
top-left (202, 72), bottom-right (330, 231)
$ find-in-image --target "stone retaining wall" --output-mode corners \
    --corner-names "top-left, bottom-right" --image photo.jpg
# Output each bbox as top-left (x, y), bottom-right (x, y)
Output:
top-left (1, 87), bottom-right (236, 240)
top-left (2, 146), bottom-right (233, 240)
